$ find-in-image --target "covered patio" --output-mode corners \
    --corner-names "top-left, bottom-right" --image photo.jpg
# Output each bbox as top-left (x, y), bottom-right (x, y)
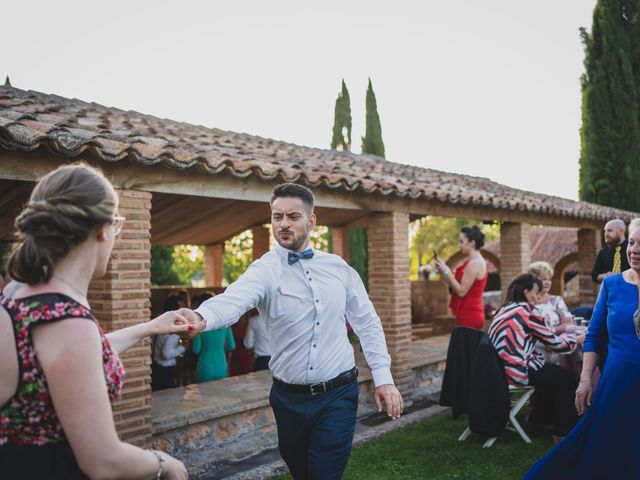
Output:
top-left (0, 85), bottom-right (635, 474)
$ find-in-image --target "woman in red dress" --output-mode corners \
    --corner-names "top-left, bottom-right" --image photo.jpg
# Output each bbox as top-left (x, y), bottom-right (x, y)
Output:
top-left (435, 226), bottom-right (488, 330)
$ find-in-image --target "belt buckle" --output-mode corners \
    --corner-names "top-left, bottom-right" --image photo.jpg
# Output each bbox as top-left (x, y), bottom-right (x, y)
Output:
top-left (309, 381), bottom-right (327, 395)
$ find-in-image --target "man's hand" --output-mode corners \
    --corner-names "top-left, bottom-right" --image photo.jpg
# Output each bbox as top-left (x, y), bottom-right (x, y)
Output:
top-left (374, 384), bottom-right (404, 420)
top-left (176, 308), bottom-right (207, 339)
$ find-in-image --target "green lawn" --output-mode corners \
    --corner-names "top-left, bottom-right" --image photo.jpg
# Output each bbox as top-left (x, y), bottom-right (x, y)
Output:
top-left (272, 411), bottom-right (553, 479)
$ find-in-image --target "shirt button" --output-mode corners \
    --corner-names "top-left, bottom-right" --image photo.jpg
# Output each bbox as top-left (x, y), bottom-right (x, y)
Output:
top-left (308, 278), bottom-right (312, 281)
top-left (315, 299), bottom-right (319, 303)
top-left (310, 366), bottom-right (314, 370)
top-left (316, 322), bottom-right (320, 325)
top-left (306, 271), bottom-right (309, 274)
top-left (313, 344), bottom-right (317, 348)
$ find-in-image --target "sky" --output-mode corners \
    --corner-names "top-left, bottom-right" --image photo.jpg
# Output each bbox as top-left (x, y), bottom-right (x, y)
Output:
top-left (3, 1), bottom-right (597, 200)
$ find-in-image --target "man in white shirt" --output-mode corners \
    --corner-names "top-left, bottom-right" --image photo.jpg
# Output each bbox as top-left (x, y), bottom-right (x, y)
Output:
top-left (243, 310), bottom-right (271, 371)
top-left (182, 183), bottom-right (403, 479)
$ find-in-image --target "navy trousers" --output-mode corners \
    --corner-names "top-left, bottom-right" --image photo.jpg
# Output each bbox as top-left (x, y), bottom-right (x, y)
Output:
top-left (269, 377), bottom-right (359, 480)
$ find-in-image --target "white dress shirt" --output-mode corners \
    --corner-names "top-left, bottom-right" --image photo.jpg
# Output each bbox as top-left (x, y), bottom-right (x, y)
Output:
top-left (196, 244), bottom-right (393, 387)
top-left (244, 313), bottom-right (271, 357)
top-left (153, 334), bottom-right (185, 367)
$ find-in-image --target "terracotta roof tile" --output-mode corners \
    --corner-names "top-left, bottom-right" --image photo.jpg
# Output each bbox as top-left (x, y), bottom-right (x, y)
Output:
top-left (0, 85), bottom-right (636, 222)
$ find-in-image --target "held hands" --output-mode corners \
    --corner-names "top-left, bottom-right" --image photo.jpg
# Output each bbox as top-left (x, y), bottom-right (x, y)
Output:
top-left (176, 308), bottom-right (207, 339)
top-left (374, 384), bottom-right (404, 420)
top-left (575, 377), bottom-right (593, 416)
top-left (147, 311), bottom-right (192, 336)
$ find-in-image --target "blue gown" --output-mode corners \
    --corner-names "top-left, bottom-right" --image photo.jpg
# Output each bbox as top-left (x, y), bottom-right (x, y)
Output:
top-left (525, 274), bottom-right (640, 479)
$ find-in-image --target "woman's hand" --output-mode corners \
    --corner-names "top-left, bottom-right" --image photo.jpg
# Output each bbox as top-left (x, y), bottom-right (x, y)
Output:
top-left (148, 311), bottom-right (193, 336)
top-left (434, 259), bottom-right (449, 275)
top-left (575, 377), bottom-right (593, 416)
top-left (157, 450), bottom-right (188, 479)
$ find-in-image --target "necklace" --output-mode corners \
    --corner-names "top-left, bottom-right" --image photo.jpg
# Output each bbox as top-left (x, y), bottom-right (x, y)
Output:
top-left (53, 274), bottom-right (88, 300)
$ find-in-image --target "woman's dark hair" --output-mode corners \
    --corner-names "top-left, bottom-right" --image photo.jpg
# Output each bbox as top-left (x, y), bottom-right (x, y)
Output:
top-left (460, 225), bottom-right (485, 249)
top-left (504, 273), bottom-right (542, 305)
top-left (8, 164), bottom-right (116, 285)
top-left (271, 183), bottom-right (315, 215)
top-left (163, 294), bottom-right (182, 312)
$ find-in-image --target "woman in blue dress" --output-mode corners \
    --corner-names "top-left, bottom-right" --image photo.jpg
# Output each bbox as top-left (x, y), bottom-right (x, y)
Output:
top-left (525, 225), bottom-right (640, 479)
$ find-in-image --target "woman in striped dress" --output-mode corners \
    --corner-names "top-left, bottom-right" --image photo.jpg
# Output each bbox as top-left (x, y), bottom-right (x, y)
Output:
top-left (489, 273), bottom-right (579, 442)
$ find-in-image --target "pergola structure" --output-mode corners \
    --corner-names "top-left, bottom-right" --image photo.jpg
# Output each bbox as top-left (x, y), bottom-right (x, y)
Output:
top-left (0, 85), bottom-right (635, 446)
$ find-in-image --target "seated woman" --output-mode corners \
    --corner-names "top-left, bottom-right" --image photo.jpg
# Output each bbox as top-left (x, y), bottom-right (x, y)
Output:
top-left (0, 164), bottom-right (188, 479)
top-left (489, 273), bottom-right (579, 443)
top-left (435, 225), bottom-right (488, 330)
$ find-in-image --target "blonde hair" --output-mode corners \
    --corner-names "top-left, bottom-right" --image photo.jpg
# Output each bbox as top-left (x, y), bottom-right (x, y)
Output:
top-left (527, 260), bottom-right (554, 279)
top-left (9, 164), bottom-right (117, 285)
top-left (629, 218), bottom-right (640, 235)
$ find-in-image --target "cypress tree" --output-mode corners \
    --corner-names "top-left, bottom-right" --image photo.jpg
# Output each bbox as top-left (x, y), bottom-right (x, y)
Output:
top-left (331, 79), bottom-right (352, 151)
top-left (361, 78), bottom-right (385, 158)
top-left (579, 0), bottom-right (640, 211)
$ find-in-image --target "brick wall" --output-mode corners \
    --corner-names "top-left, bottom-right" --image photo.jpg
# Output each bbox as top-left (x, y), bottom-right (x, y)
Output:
top-left (88, 189), bottom-right (152, 446)
top-left (500, 222), bottom-right (531, 299)
top-left (577, 228), bottom-right (601, 305)
top-left (367, 212), bottom-right (413, 394)
top-left (330, 226), bottom-right (349, 262)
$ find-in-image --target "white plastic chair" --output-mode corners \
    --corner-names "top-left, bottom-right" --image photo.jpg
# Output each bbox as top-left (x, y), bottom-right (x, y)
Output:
top-left (458, 385), bottom-right (535, 448)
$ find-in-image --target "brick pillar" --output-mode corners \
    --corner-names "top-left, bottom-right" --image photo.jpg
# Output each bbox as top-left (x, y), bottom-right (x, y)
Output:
top-left (204, 244), bottom-right (224, 287)
top-left (500, 222), bottom-right (531, 300)
top-left (88, 190), bottom-right (152, 446)
top-left (252, 225), bottom-right (270, 261)
top-left (367, 212), bottom-right (412, 394)
top-left (331, 227), bottom-right (350, 262)
top-left (577, 228), bottom-right (601, 305)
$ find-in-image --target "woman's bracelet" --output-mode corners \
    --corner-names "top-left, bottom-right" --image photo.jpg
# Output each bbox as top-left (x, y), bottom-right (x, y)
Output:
top-left (148, 450), bottom-right (165, 479)
top-left (443, 268), bottom-right (452, 276)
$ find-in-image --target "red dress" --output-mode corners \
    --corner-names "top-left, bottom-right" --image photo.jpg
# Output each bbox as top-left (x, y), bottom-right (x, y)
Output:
top-left (448, 260), bottom-right (488, 330)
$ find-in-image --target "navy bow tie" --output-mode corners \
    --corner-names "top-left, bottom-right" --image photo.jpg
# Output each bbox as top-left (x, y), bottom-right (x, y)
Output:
top-left (288, 249), bottom-right (314, 265)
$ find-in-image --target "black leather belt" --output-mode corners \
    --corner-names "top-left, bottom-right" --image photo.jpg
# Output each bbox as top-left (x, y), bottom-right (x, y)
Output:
top-left (273, 367), bottom-right (358, 395)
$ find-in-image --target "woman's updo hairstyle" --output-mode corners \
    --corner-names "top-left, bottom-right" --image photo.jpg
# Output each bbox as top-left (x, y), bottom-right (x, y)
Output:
top-left (460, 225), bottom-right (485, 249)
top-left (9, 163), bottom-right (117, 285)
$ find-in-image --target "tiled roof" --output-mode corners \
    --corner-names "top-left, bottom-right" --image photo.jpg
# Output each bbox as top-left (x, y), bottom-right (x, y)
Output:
top-left (0, 85), bottom-right (635, 222)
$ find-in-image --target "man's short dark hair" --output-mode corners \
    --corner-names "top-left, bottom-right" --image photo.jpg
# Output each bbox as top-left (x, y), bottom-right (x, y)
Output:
top-left (271, 183), bottom-right (315, 214)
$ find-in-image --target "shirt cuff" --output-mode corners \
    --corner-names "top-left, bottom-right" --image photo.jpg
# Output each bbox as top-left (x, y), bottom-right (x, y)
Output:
top-left (371, 367), bottom-right (394, 388)
top-left (194, 307), bottom-right (216, 331)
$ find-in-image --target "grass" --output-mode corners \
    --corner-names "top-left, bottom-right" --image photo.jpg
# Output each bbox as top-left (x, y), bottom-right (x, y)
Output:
top-left (271, 411), bottom-right (553, 479)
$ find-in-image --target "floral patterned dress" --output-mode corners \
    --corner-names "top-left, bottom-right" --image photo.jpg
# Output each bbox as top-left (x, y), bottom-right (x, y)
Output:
top-left (0, 293), bottom-right (125, 479)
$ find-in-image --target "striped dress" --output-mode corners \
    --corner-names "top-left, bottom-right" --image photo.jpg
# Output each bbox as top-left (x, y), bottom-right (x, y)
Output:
top-left (488, 302), bottom-right (576, 386)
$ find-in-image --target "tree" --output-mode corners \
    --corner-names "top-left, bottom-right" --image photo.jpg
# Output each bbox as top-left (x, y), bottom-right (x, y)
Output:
top-left (150, 245), bottom-right (183, 285)
top-left (223, 230), bottom-right (253, 285)
top-left (331, 79), bottom-right (352, 152)
top-left (579, 0), bottom-right (640, 211)
top-left (348, 228), bottom-right (368, 289)
top-left (361, 78), bottom-right (385, 158)
top-left (172, 245), bottom-right (204, 285)
top-left (409, 217), bottom-right (500, 280)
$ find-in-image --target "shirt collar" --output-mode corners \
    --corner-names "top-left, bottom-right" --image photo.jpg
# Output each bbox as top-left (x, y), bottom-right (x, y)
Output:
top-left (274, 243), bottom-right (314, 259)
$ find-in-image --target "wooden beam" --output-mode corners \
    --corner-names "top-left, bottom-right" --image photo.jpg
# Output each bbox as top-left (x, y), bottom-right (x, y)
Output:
top-left (0, 150), bottom-right (616, 230)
